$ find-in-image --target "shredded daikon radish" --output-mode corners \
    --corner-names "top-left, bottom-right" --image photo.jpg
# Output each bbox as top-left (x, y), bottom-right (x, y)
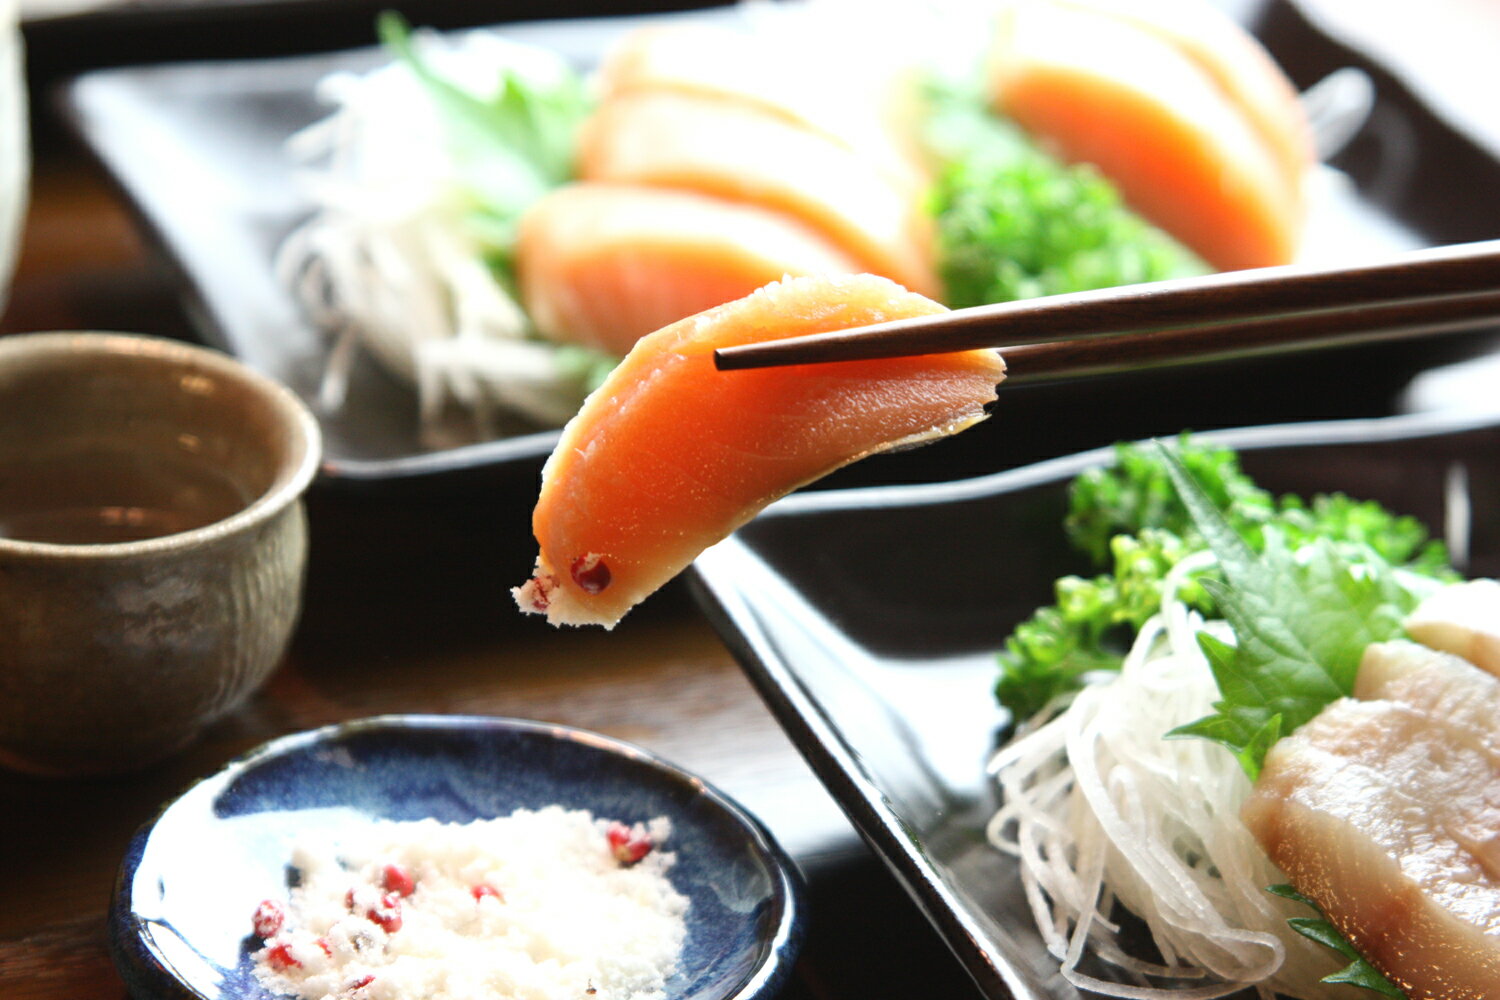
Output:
top-left (987, 553), bottom-right (1350, 1000)
top-left (275, 28), bottom-right (598, 444)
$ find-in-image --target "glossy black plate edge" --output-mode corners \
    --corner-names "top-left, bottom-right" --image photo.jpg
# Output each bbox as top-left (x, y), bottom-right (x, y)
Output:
top-left (686, 407), bottom-right (1500, 1000)
top-left (689, 553), bottom-right (1034, 1000)
top-left (107, 713), bottom-right (807, 1000)
top-left (53, 1), bottom-right (1500, 483)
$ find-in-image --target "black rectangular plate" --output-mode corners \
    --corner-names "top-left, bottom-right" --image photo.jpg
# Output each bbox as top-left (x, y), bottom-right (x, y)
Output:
top-left (690, 407), bottom-right (1500, 999)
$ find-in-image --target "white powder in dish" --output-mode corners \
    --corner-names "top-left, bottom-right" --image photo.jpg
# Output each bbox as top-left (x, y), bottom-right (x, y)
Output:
top-left (250, 805), bottom-right (689, 1000)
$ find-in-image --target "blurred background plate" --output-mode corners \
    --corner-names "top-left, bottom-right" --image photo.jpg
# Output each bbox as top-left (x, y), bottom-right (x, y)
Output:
top-left (55, 0), bottom-right (1500, 484)
top-left (688, 406), bottom-right (1500, 1000)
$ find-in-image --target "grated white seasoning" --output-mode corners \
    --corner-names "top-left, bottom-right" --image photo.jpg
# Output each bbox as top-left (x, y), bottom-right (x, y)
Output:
top-left (250, 806), bottom-right (689, 1000)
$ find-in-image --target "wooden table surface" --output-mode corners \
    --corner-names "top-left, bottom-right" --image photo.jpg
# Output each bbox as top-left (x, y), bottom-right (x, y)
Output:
top-left (0, 142), bottom-right (987, 999)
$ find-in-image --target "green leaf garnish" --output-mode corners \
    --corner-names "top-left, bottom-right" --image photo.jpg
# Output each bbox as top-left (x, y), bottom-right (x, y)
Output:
top-left (918, 79), bottom-right (1207, 308)
top-left (1155, 441), bottom-right (1425, 778)
top-left (993, 436), bottom-right (1450, 723)
top-left (552, 343), bottom-right (621, 396)
top-left (1064, 434), bottom-right (1269, 565)
top-left (377, 11), bottom-right (591, 285)
top-left (1267, 885), bottom-right (1406, 997)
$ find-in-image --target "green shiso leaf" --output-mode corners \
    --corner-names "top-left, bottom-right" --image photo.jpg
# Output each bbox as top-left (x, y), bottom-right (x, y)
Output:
top-left (992, 436), bottom-right (1450, 723)
top-left (1267, 886), bottom-right (1406, 997)
top-left (1155, 441), bottom-right (1426, 778)
top-left (377, 11), bottom-right (590, 284)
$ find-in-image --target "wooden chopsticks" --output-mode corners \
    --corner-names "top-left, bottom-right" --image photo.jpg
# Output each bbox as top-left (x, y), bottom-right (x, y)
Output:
top-left (712, 239), bottom-right (1500, 376)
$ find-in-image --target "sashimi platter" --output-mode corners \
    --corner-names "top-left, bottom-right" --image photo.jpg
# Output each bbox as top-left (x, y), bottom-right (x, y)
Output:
top-left (269, 2), bottom-right (1500, 998)
top-left (280, 0), bottom-right (1323, 449)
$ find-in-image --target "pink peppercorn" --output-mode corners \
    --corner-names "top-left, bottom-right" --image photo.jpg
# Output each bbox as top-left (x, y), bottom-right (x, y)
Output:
top-left (471, 883), bottom-right (504, 902)
top-left (265, 941), bottom-right (300, 971)
top-left (252, 899), bottom-right (285, 939)
top-left (570, 555), bottom-right (612, 594)
top-left (380, 863), bottom-right (416, 897)
top-left (606, 821), bottom-right (653, 865)
top-left (366, 891), bottom-right (403, 933)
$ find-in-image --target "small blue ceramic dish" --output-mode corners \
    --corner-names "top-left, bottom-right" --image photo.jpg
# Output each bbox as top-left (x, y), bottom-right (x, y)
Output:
top-left (109, 715), bottom-right (805, 1000)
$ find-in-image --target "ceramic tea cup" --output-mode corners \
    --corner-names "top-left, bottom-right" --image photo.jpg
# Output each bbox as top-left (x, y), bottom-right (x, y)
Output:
top-left (0, 332), bottom-right (321, 775)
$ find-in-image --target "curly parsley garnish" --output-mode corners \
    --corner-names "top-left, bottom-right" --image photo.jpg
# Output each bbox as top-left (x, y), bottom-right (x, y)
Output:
top-left (994, 436), bottom-right (1451, 723)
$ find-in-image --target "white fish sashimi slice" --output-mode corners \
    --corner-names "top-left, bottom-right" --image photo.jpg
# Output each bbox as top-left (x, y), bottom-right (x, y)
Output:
top-left (1404, 579), bottom-right (1500, 678)
top-left (1356, 640), bottom-right (1500, 758)
top-left (1278, 697), bottom-right (1500, 880)
top-left (1243, 699), bottom-right (1500, 999)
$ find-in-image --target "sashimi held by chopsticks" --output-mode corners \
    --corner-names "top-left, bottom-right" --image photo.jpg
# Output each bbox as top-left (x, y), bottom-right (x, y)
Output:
top-left (514, 274), bottom-right (1006, 629)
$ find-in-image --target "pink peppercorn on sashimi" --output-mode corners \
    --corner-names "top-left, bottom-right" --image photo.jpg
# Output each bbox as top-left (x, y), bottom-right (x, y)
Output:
top-left (514, 274), bottom-right (1007, 629)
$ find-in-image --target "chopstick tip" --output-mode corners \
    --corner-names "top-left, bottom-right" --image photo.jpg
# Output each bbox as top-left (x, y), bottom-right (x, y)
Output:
top-left (712, 345), bottom-right (757, 371)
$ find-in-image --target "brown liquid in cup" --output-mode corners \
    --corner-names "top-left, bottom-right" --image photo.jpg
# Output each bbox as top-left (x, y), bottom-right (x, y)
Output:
top-left (0, 448), bottom-right (250, 545)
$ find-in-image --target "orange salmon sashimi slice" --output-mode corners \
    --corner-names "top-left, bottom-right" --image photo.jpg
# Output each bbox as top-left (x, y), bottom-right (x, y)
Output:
top-left (1044, 0), bottom-right (1314, 198)
top-left (988, 0), bottom-right (1307, 271)
top-left (516, 182), bottom-right (863, 357)
top-left (594, 23), bottom-right (929, 195)
top-left (576, 90), bottom-right (940, 299)
top-left (514, 274), bottom-right (1007, 629)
